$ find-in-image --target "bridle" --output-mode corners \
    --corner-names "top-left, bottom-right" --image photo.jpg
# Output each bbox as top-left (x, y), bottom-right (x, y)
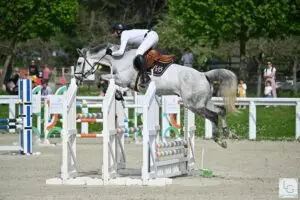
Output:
top-left (75, 48), bottom-right (108, 85)
top-left (75, 47), bottom-right (144, 92)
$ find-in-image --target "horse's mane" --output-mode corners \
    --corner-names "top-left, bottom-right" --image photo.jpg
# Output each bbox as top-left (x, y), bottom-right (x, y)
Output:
top-left (89, 43), bottom-right (109, 54)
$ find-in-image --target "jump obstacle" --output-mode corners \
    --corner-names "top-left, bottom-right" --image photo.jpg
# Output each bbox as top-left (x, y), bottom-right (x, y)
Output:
top-left (0, 85), bottom-right (41, 135)
top-left (0, 79), bottom-right (33, 154)
top-left (46, 78), bottom-right (196, 186)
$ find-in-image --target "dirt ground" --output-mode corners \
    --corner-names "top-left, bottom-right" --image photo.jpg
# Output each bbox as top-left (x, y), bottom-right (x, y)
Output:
top-left (0, 134), bottom-right (299, 200)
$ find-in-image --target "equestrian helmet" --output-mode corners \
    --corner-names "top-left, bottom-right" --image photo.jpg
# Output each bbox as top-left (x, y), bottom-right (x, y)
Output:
top-left (112, 23), bottom-right (125, 31)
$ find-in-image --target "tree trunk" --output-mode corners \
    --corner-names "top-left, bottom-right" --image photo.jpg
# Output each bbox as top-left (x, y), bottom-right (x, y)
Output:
top-left (293, 57), bottom-right (298, 94)
top-left (256, 60), bottom-right (263, 97)
top-left (89, 10), bottom-right (95, 31)
top-left (0, 40), bottom-right (16, 89)
top-left (0, 55), bottom-right (13, 90)
top-left (239, 39), bottom-right (247, 79)
top-left (89, 10), bottom-right (96, 41)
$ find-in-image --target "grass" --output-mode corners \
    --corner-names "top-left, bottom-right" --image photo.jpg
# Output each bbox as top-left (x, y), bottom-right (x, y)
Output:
top-left (227, 106), bottom-right (295, 140)
top-left (183, 106), bottom-right (295, 140)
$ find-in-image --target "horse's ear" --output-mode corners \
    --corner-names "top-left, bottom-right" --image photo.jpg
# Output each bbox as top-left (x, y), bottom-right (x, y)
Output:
top-left (76, 48), bottom-right (85, 57)
top-left (82, 48), bottom-right (88, 55)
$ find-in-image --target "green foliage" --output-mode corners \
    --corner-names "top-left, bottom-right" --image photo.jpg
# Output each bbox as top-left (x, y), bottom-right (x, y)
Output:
top-left (169, 0), bottom-right (300, 43)
top-left (155, 17), bottom-right (213, 69)
top-left (0, 0), bottom-right (79, 43)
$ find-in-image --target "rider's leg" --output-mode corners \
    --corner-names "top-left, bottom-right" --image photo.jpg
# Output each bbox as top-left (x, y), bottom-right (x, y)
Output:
top-left (133, 54), bottom-right (150, 85)
top-left (134, 31), bottom-right (159, 87)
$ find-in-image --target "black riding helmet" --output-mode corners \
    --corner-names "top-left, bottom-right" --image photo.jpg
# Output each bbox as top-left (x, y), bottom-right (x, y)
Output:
top-left (111, 23), bottom-right (126, 32)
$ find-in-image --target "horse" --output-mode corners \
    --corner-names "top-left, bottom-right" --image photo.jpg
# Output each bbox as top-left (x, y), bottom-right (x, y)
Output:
top-left (75, 43), bottom-right (238, 148)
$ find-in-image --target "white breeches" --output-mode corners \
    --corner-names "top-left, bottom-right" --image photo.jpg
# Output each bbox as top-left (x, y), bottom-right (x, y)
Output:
top-left (136, 31), bottom-right (159, 56)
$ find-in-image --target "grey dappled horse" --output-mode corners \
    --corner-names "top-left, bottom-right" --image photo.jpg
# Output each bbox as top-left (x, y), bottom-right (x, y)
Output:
top-left (75, 44), bottom-right (238, 148)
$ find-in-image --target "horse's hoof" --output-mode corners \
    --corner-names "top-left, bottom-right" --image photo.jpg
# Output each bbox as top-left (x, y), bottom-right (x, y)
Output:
top-left (115, 90), bottom-right (124, 101)
top-left (220, 141), bottom-right (227, 148)
top-left (215, 139), bottom-right (227, 148)
top-left (229, 132), bottom-right (239, 139)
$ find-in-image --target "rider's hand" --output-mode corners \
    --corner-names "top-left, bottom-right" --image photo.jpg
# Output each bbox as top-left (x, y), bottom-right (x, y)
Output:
top-left (106, 48), bottom-right (112, 56)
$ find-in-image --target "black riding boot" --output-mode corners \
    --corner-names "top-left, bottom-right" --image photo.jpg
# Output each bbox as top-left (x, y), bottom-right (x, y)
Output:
top-left (133, 54), bottom-right (151, 88)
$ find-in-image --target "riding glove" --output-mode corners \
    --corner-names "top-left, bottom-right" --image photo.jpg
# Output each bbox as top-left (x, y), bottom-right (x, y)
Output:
top-left (105, 48), bottom-right (112, 56)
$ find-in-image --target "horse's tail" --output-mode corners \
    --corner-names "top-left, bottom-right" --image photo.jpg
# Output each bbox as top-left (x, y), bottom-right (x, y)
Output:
top-left (204, 69), bottom-right (238, 113)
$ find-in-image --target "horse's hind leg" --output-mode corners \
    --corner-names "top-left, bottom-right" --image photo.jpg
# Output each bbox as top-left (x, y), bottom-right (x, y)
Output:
top-left (217, 107), bottom-right (239, 139)
top-left (195, 106), bottom-right (227, 148)
top-left (204, 101), bottom-right (230, 148)
top-left (215, 106), bottom-right (229, 137)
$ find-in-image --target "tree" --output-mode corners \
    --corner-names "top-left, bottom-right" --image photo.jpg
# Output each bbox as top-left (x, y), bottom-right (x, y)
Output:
top-left (169, 0), bottom-right (300, 78)
top-left (271, 37), bottom-right (300, 93)
top-left (0, 0), bottom-right (79, 87)
top-left (78, 0), bottom-right (167, 46)
top-left (155, 17), bottom-right (214, 70)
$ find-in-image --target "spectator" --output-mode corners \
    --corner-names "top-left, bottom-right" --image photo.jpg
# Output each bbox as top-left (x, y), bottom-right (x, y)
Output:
top-left (181, 50), bottom-right (193, 67)
top-left (264, 80), bottom-right (273, 108)
top-left (20, 68), bottom-right (27, 79)
top-left (263, 61), bottom-right (277, 97)
top-left (41, 80), bottom-right (52, 96)
top-left (264, 81), bottom-right (273, 98)
top-left (11, 68), bottom-right (20, 86)
top-left (29, 60), bottom-right (39, 78)
top-left (42, 64), bottom-right (51, 83)
top-left (237, 79), bottom-right (247, 109)
top-left (5, 79), bottom-right (18, 95)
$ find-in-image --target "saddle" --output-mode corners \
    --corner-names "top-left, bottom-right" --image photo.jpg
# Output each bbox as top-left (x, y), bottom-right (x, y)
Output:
top-left (145, 49), bottom-right (175, 69)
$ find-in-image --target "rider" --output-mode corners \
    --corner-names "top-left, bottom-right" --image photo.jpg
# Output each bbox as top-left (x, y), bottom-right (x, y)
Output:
top-left (105, 23), bottom-right (159, 88)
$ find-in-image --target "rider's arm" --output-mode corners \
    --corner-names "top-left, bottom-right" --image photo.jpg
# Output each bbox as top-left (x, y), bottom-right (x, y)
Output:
top-left (112, 33), bottom-right (129, 56)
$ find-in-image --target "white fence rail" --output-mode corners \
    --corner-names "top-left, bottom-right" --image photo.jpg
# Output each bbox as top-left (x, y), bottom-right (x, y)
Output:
top-left (206, 97), bottom-right (300, 140)
top-left (1, 95), bottom-right (299, 140)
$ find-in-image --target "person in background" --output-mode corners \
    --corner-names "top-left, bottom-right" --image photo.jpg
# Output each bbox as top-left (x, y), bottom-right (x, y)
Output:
top-left (263, 61), bottom-right (277, 97)
top-left (20, 68), bottom-right (27, 79)
top-left (181, 50), bottom-right (194, 67)
top-left (237, 79), bottom-right (247, 109)
top-left (264, 81), bottom-right (273, 98)
top-left (11, 68), bottom-right (20, 86)
top-left (29, 60), bottom-right (39, 78)
top-left (42, 64), bottom-right (51, 83)
top-left (5, 79), bottom-right (18, 95)
top-left (41, 80), bottom-right (52, 96)
top-left (264, 80), bottom-right (273, 108)
top-left (5, 67), bottom-right (20, 95)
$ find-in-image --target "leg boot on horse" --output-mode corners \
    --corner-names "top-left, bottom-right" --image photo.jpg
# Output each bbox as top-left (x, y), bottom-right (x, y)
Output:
top-left (133, 54), bottom-right (151, 89)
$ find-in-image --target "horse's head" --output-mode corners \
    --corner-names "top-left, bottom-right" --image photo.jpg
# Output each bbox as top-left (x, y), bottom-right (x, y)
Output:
top-left (75, 43), bottom-right (139, 91)
top-left (74, 44), bottom-right (116, 86)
